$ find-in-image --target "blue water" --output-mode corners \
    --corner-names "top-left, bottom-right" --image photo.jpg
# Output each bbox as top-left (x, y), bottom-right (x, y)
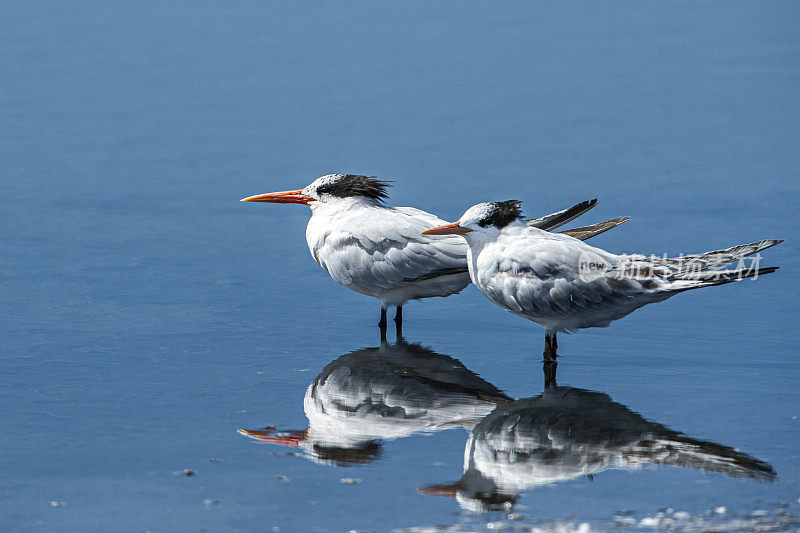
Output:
top-left (2, 2), bottom-right (799, 531)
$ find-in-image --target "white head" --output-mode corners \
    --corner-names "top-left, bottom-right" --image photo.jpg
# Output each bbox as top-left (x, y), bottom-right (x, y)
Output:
top-left (241, 174), bottom-right (390, 206)
top-left (421, 200), bottom-right (525, 239)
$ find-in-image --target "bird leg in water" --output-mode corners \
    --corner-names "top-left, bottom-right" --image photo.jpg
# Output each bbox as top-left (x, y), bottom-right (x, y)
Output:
top-left (378, 307), bottom-right (388, 343)
top-left (543, 332), bottom-right (558, 361)
top-left (543, 359), bottom-right (558, 389)
top-left (394, 306), bottom-right (403, 331)
top-left (543, 331), bottom-right (558, 388)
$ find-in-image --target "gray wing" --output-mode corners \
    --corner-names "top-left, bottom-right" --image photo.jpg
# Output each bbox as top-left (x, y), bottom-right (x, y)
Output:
top-left (526, 199), bottom-right (598, 231)
top-left (649, 239), bottom-right (782, 275)
top-left (313, 206), bottom-right (468, 291)
top-left (558, 216), bottom-right (630, 241)
top-left (477, 234), bottom-right (651, 327)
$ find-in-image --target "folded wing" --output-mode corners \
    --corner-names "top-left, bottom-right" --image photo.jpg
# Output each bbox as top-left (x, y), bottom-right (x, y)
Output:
top-left (312, 206), bottom-right (469, 292)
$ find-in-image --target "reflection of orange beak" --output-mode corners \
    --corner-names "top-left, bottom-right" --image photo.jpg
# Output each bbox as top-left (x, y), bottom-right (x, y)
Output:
top-left (420, 222), bottom-right (473, 236)
top-left (240, 189), bottom-right (315, 205)
top-left (418, 480), bottom-right (464, 497)
top-left (238, 426), bottom-right (309, 447)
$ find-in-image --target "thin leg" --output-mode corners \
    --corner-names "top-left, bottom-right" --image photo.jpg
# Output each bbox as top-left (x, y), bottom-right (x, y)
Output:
top-left (543, 359), bottom-right (558, 389)
top-left (378, 307), bottom-right (388, 343)
top-left (543, 330), bottom-right (558, 389)
top-left (380, 322), bottom-right (387, 344)
top-left (394, 306), bottom-right (403, 338)
top-left (543, 331), bottom-right (558, 361)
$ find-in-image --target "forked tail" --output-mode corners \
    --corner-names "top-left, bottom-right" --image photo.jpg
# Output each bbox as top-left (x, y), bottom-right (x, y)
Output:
top-left (660, 434), bottom-right (777, 481)
top-left (660, 239), bottom-right (782, 290)
top-left (663, 239), bottom-right (782, 275)
top-left (676, 265), bottom-right (779, 287)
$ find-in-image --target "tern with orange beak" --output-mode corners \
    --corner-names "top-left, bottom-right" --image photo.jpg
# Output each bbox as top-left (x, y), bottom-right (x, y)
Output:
top-left (422, 200), bottom-right (781, 363)
top-left (242, 174), bottom-right (627, 332)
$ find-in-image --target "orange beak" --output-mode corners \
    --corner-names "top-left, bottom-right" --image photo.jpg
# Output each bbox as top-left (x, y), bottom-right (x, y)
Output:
top-left (421, 221), bottom-right (473, 236)
top-left (240, 189), bottom-right (315, 205)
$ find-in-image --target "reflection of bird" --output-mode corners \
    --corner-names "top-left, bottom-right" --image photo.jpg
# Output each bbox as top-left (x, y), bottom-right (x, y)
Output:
top-left (421, 387), bottom-right (776, 511)
top-left (242, 174), bottom-right (627, 332)
top-left (423, 201), bottom-right (781, 360)
top-left (239, 338), bottom-right (510, 466)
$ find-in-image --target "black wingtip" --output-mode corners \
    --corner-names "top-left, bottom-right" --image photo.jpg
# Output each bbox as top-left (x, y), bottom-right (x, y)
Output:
top-left (754, 266), bottom-right (780, 276)
top-left (758, 239), bottom-right (784, 252)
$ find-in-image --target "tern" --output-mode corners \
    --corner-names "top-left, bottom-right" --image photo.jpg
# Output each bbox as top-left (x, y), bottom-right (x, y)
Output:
top-left (422, 200), bottom-right (781, 363)
top-left (421, 386), bottom-right (775, 511)
top-left (238, 338), bottom-right (510, 466)
top-left (242, 174), bottom-right (628, 332)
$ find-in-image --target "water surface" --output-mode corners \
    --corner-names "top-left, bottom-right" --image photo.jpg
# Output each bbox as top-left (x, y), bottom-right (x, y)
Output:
top-left (2, 2), bottom-right (799, 531)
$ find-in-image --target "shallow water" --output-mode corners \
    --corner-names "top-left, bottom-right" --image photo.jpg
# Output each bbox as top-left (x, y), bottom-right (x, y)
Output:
top-left (2, 2), bottom-right (799, 531)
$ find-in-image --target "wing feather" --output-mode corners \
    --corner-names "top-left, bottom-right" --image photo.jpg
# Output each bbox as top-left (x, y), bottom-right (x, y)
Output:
top-left (558, 216), bottom-right (630, 241)
top-left (526, 199), bottom-right (598, 230)
top-left (311, 205), bottom-right (469, 295)
top-left (474, 228), bottom-right (656, 327)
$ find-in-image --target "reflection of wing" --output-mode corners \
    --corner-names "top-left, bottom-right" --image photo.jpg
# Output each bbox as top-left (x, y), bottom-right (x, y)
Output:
top-left (422, 387), bottom-right (775, 511)
top-left (240, 339), bottom-right (509, 466)
top-left (306, 341), bottom-right (510, 447)
top-left (313, 340), bottom-right (510, 405)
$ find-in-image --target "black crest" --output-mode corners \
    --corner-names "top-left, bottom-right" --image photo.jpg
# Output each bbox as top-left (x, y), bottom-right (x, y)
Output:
top-left (316, 174), bottom-right (391, 201)
top-left (479, 200), bottom-right (523, 228)
top-left (312, 441), bottom-right (382, 466)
